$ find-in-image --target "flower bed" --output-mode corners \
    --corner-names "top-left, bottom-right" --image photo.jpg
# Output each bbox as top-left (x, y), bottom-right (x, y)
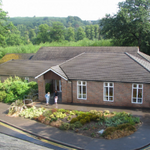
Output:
top-left (8, 104), bottom-right (141, 139)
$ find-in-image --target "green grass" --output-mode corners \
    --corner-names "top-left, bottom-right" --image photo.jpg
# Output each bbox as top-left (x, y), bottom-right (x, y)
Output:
top-left (0, 38), bottom-right (113, 59)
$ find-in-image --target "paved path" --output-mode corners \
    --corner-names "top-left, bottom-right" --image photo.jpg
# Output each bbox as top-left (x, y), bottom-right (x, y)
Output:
top-left (0, 102), bottom-right (150, 150)
top-left (0, 133), bottom-right (52, 150)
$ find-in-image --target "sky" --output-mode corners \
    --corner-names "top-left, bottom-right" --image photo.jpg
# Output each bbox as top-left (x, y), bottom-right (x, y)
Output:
top-left (2, 0), bottom-right (124, 20)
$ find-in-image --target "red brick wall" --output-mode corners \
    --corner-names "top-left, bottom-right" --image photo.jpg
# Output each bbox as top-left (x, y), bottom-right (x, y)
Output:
top-left (62, 79), bottom-right (72, 103)
top-left (44, 71), bottom-right (61, 80)
top-left (38, 75), bottom-right (45, 101)
top-left (62, 80), bottom-right (150, 108)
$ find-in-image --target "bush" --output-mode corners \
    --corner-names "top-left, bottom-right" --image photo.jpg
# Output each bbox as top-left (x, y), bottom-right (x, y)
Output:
top-left (70, 117), bottom-right (78, 124)
top-left (59, 122), bottom-right (70, 130)
top-left (103, 123), bottom-right (136, 137)
top-left (74, 121), bottom-right (83, 128)
top-left (0, 91), bottom-right (7, 102)
top-left (80, 119), bottom-right (87, 125)
top-left (0, 76), bottom-right (38, 103)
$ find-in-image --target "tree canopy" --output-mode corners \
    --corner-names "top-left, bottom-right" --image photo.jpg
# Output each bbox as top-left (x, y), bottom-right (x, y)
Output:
top-left (100, 0), bottom-right (150, 54)
top-left (0, 0), bottom-right (9, 46)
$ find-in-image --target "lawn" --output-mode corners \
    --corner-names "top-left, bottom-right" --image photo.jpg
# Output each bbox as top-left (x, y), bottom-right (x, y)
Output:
top-left (8, 100), bottom-right (141, 140)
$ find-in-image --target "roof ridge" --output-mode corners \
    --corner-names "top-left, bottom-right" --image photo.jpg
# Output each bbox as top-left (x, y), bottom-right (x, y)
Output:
top-left (58, 52), bottom-right (85, 66)
top-left (125, 52), bottom-right (150, 72)
top-left (137, 51), bottom-right (150, 63)
top-left (51, 65), bottom-right (68, 79)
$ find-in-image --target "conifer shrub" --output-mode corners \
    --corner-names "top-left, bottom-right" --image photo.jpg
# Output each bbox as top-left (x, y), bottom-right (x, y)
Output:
top-left (80, 119), bottom-right (87, 125)
top-left (70, 117), bottom-right (78, 124)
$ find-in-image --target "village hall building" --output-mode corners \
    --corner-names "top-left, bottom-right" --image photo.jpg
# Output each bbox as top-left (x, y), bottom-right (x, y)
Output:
top-left (0, 47), bottom-right (150, 108)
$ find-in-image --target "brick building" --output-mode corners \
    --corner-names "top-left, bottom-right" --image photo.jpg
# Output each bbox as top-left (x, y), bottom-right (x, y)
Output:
top-left (0, 47), bottom-right (150, 108)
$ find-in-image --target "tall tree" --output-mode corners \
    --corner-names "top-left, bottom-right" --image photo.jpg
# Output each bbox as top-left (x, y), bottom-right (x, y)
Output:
top-left (94, 25), bottom-right (99, 39)
top-left (0, 0), bottom-right (9, 46)
top-left (6, 23), bottom-right (23, 46)
top-left (100, 0), bottom-right (150, 54)
top-left (85, 25), bottom-right (91, 39)
top-left (50, 22), bottom-right (65, 42)
top-left (65, 27), bottom-right (75, 41)
top-left (36, 24), bottom-right (50, 44)
top-left (76, 27), bottom-right (86, 41)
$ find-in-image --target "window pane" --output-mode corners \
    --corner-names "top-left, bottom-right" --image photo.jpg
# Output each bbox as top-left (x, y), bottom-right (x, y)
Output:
top-left (105, 87), bottom-right (108, 96)
top-left (79, 86), bottom-right (81, 94)
top-left (79, 94), bottom-right (81, 98)
top-left (78, 81), bottom-right (81, 85)
top-left (83, 86), bottom-right (86, 94)
top-left (83, 95), bottom-right (86, 99)
top-left (133, 89), bottom-right (137, 97)
top-left (105, 97), bottom-right (108, 100)
top-left (109, 97), bottom-right (113, 101)
top-left (138, 89), bottom-right (142, 98)
top-left (83, 81), bottom-right (86, 85)
top-left (139, 84), bottom-right (142, 88)
top-left (133, 98), bottom-right (136, 102)
top-left (109, 88), bottom-right (113, 96)
top-left (110, 83), bottom-right (113, 86)
top-left (105, 83), bottom-right (108, 86)
top-left (138, 98), bottom-right (142, 103)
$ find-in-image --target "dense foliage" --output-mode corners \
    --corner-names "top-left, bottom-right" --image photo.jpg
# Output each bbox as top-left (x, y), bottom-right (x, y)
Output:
top-left (0, 76), bottom-right (38, 103)
top-left (0, 38), bottom-right (113, 59)
top-left (100, 0), bottom-right (150, 54)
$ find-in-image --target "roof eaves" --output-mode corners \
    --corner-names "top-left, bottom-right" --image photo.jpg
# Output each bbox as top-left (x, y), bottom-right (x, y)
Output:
top-left (35, 67), bottom-right (68, 81)
top-left (125, 52), bottom-right (150, 73)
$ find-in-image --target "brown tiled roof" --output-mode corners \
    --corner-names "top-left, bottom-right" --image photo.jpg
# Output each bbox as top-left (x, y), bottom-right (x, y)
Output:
top-left (60, 53), bottom-right (150, 83)
top-left (0, 60), bottom-right (63, 77)
top-left (31, 47), bottom-right (139, 61)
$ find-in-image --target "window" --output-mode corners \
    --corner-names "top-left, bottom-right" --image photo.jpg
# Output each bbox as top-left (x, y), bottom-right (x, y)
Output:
top-left (132, 84), bottom-right (143, 104)
top-left (103, 82), bottom-right (114, 102)
top-left (77, 81), bottom-right (87, 99)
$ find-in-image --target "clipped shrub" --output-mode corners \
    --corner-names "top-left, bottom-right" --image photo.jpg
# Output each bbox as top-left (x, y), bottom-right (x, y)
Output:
top-left (80, 119), bottom-right (87, 125)
top-left (74, 121), bottom-right (83, 128)
top-left (90, 114), bottom-right (99, 121)
top-left (85, 116), bottom-right (91, 123)
top-left (70, 123), bottom-right (76, 130)
top-left (70, 117), bottom-right (78, 124)
top-left (59, 122), bottom-right (70, 130)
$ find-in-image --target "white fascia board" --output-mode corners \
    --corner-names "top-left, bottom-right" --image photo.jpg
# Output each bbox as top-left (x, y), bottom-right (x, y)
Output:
top-left (35, 68), bottom-right (68, 81)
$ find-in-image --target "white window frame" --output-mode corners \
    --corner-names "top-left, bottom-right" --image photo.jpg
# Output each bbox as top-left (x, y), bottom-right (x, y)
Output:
top-left (77, 81), bottom-right (87, 100)
top-left (103, 82), bottom-right (114, 102)
top-left (132, 84), bottom-right (143, 104)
